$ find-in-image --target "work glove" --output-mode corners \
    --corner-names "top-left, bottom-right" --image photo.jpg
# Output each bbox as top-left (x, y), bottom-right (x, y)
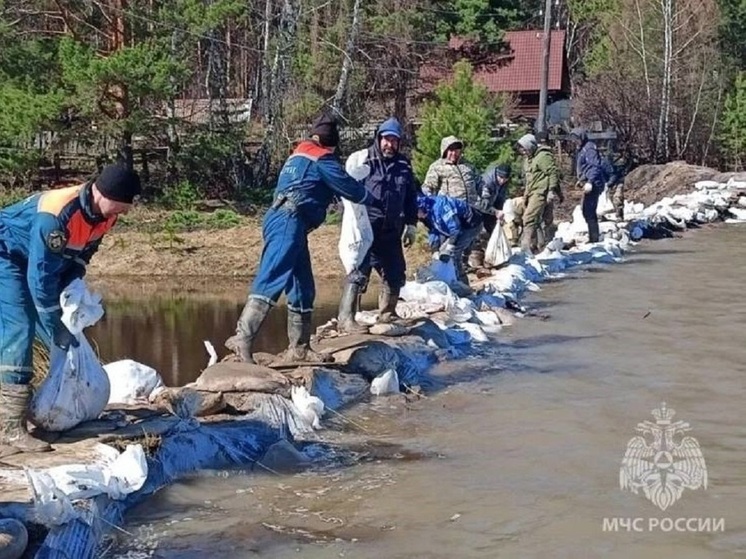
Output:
top-left (438, 243), bottom-right (455, 263)
top-left (402, 224), bottom-right (417, 248)
top-left (53, 322), bottom-right (79, 351)
top-left (345, 149), bottom-right (371, 181)
top-left (583, 182), bottom-right (593, 193)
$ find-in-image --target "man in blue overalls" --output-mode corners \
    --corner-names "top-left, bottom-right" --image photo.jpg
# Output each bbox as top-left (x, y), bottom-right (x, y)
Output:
top-left (0, 164), bottom-right (140, 456)
top-left (225, 112), bottom-right (376, 364)
top-left (337, 118), bottom-right (418, 333)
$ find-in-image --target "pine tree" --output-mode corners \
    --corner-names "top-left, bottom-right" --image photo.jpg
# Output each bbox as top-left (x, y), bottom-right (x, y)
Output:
top-left (412, 60), bottom-right (500, 179)
top-left (720, 72), bottom-right (746, 170)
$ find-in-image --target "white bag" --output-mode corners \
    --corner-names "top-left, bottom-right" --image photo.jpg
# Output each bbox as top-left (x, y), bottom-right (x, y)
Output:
top-left (29, 338), bottom-right (111, 432)
top-left (103, 359), bottom-right (164, 405)
top-left (338, 198), bottom-right (374, 275)
top-left (484, 224), bottom-right (512, 267)
top-left (345, 148), bottom-right (371, 181)
top-left (29, 279), bottom-right (111, 432)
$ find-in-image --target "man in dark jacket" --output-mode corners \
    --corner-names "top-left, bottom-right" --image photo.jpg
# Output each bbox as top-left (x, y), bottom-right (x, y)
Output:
top-left (480, 164), bottom-right (512, 236)
top-left (570, 127), bottom-right (609, 243)
top-left (337, 117), bottom-right (418, 333)
top-left (0, 163), bottom-right (140, 457)
top-left (225, 112), bottom-right (376, 364)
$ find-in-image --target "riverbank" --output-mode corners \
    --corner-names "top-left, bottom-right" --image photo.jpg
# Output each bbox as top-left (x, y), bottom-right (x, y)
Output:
top-left (1, 170), bottom-right (744, 558)
top-left (86, 162), bottom-right (745, 282)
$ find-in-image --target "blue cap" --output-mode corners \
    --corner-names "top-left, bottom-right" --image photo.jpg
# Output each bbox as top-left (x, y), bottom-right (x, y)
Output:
top-left (378, 117), bottom-right (402, 139)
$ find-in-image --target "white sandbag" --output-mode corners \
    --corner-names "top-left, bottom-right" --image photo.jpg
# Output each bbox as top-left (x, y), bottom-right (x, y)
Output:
top-left (456, 322), bottom-right (489, 343)
top-left (59, 278), bottom-right (104, 335)
top-left (370, 369), bottom-right (400, 396)
top-left (290, 385), bottom-right (325, 430)
top-left (103, 359), bottom-right (164, 405)
top-left (695, 180), bottom-right (721, 190)
top-left (30, 338), bottom-right (110, 432)
top-left (596, 189), bottom-right (614, 216)
top-left (29, 280), bottom-right (110, 432)
top-left (502, 198), bottom-right (516, 223)
top-left (484, 223), bottom-right (512, 268)
top-left (24, 444), bottom-right (147, 526)
top-left (338, 198), bottom-right (374, 275)
top-left (345, 148), bottom-right (371, 181)
top-left (400, 280), bottom-right (457, 308)
top-left (728, 207), bottom-right (746, 220)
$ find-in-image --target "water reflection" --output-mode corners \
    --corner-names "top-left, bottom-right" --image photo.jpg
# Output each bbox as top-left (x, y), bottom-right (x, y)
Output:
top-left (88, 283), bottom-right (377, 387)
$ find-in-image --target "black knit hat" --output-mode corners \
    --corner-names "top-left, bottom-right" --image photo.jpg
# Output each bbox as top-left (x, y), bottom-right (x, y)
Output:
top-left (95, 163), bottom-right (141, 203)
top-left (310, 111), bottom-right (340, 147)
top-left (495, 164), bottom-right (512, 179)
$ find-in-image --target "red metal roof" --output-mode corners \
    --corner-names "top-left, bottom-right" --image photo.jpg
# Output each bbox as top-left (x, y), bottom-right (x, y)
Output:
top-left (437, 30), bottom-right (567, 94)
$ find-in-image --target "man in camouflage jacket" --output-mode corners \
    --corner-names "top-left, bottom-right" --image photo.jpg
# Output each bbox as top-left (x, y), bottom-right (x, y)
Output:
top-left (421, 136), bottom-right (488, 209)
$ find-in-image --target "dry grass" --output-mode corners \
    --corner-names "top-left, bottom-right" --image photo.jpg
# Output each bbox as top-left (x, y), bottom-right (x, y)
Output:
top-left (31, 339), bottom-right (50, 389)
top-left (109, 432), bottom-right (162, 456)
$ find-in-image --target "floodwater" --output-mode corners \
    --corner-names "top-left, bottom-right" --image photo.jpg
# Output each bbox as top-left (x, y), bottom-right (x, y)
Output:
top-left (89, 283), bottom-right (379, 387)
top-left (106, 224), bottom-right (746, 558)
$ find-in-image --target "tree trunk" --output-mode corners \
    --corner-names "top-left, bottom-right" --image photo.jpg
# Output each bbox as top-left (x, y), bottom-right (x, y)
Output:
top-left (332, 0), bottom-right (364, 115)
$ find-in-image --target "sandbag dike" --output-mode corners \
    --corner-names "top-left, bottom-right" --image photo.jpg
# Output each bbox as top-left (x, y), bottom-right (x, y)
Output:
top-left (1, 173), bottom-right (745, 558)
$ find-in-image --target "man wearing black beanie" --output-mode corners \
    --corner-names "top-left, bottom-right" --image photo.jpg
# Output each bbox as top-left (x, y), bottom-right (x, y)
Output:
top-left (0, 163), bottom-right (139, 456)
top-left (225, 110), bottom-right (378, 365)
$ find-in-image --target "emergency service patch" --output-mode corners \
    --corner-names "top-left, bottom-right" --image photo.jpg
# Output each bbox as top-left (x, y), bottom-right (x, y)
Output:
top-left (45, 230), bottom-right (67, 253)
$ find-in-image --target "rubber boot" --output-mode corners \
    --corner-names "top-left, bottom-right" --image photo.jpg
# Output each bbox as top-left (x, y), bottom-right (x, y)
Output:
top-left (337, 283), bottom-right (368, 334)
top-left (587, 219), bottom-right (601, 243)
top-left (224, 298), bottom-right (272, 364)
top-left (0, 518), bottom-right (28, 559)
top-left (0, 383), bottom-right (52, 457)
top-left (378, 285), bottom-right (401, 323)
top-left (282, 311), bottom-right (332, 363)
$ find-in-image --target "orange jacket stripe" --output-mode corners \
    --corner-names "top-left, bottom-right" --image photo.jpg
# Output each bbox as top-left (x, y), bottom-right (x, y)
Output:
top-left (37, 184), bottom-right (117, 250)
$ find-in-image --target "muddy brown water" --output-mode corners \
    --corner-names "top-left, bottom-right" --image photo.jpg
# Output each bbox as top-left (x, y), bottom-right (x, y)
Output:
top-left (103, 225), bottom-right (746, 558)
top-left (89, 284), bottom-right (380, 387)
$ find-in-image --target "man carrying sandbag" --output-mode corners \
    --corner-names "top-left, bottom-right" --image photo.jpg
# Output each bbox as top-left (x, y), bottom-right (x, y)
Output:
top-left (415, 194), bottom-right (482, 286)
top-left (570, 127), bottom-right (609, 243)
top-left (337, 117), bottom-right (418, 333)
top-left (225, 112), bottom-right (377, 365)
top-left (0, 163), bottom-right (140, 456)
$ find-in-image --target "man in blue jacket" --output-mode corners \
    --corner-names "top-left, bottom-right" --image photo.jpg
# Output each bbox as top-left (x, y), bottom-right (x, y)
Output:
top-left (225, 112), bottom-right (376, 365)
top-left (415, 194), bottom-right (482, 286)
top-left (337, 118), bottom-right (418, 333)
top-left (0, 164), bottom-right (140, 456)
top-left (570, 127), bottom-right (609, 243)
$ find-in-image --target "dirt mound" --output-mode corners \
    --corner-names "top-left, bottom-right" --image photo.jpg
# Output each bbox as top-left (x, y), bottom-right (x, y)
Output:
top-left (624, 161), bottom-right (718, 206)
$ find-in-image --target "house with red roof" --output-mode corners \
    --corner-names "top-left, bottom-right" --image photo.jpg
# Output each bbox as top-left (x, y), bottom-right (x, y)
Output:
top-left (418, 29), bottom-right (571, 121)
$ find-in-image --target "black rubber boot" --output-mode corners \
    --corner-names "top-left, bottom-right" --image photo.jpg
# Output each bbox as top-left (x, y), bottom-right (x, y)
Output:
top-left (587, 219), bottom-right (601, 243)
top-left (282, 310), bottom-right (332, 363)
top-left (337, 283), bottom-right (369, 334)
top-left (377, 284), bottom-right (401, 323)
top-left (0, 383), bottom-right (52, 457)
top-left (224, 298), bottom-right (272, 364)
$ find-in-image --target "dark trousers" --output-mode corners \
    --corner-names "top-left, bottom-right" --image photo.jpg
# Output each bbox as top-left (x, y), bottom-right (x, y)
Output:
top-left (347, 224), bottom-right (406, 291)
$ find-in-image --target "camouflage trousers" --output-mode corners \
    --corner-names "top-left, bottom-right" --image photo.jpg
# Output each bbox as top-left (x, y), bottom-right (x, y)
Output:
top-left (506, 194), bottom-right (554, 254)
top-left (608, 182), bottom-right (625, 219)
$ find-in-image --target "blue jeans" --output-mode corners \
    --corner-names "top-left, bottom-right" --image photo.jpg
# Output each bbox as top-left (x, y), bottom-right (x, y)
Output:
top-left (440, 224), bottom-right (482, 284)
top-left (0, 255), bottom-right (37, 384)
top-left (250, 207), bottom-right (315, 313)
